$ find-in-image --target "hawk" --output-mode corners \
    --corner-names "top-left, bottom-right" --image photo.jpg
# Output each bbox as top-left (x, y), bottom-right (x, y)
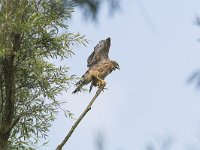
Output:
top-left (72, 37), bottom-right (120, 94)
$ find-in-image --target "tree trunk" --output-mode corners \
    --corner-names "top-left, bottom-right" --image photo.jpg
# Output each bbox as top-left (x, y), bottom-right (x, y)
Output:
top-left (0, 2), bottom-right (20, 149)
top-left (0, 132), bottom-right (10, 150)
top-left (0, 55), bottom-right (15, 150)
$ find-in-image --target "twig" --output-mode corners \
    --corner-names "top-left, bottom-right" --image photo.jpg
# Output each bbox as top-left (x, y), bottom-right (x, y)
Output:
top-left (56, 86), bottom-right (105, 150)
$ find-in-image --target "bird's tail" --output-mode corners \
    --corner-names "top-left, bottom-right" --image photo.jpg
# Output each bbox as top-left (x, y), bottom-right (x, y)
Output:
top-left (72, 78), bottom-right (85, 94)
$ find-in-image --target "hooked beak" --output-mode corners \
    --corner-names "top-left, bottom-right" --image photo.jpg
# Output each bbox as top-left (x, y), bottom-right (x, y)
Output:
top-left (116, 66), bottom-right (120, 70)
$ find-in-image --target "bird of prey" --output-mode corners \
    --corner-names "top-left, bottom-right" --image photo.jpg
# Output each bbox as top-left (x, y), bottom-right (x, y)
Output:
top-left (72, 37), bottom-right (120, 94)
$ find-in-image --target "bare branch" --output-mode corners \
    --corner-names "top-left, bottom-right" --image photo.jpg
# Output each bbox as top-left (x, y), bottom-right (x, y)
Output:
top-left (56, 86), bottom-right (105, 150)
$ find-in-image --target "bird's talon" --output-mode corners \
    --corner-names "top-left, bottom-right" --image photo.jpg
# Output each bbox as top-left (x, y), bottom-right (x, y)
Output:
top-left (97, 80), bottom-right (106, 88)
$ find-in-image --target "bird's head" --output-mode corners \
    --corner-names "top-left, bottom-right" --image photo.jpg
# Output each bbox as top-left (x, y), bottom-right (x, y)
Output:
top-left (111, 60), bottom-right (120, 70)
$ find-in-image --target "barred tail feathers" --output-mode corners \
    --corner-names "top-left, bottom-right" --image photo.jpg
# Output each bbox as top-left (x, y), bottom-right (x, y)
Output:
top-left (72, 78), bottom-right (85, 94)
top-left (72, 70), bottom-right (92, 94)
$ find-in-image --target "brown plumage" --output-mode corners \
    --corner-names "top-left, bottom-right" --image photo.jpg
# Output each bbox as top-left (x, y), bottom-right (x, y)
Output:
top-left (87, 38), bottom-right (111, 67)
top-left (72, 37), bottom-right (120, 94)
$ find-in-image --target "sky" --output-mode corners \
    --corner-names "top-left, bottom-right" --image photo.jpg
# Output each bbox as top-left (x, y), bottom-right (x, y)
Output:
top-left (46, 0), bottom-right (200, 150)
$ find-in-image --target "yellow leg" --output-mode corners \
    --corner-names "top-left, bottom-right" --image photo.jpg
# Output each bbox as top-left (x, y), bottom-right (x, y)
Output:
top-left (95, 76), bottom-right (107, 87)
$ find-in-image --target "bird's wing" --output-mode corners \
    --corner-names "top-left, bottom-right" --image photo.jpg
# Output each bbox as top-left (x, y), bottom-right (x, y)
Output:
top-left (87, 37), bottom-right (111, 67)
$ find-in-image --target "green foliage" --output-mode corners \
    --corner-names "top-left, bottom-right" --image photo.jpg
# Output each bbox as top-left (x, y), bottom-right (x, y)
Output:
top-left (0, 0), bottom-right (87, 149)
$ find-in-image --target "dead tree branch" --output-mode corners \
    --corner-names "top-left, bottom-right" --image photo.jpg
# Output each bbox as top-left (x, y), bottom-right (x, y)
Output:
top-left (56, 86), bottom-right (105, 150)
